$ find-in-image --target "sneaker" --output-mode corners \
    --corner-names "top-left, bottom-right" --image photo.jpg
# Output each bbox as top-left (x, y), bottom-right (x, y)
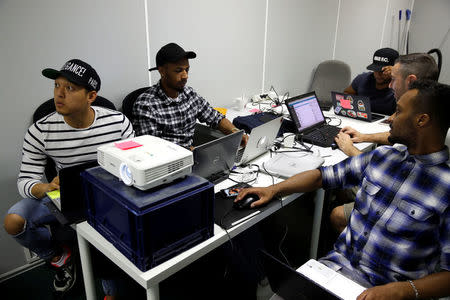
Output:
top-left (53, 257), bottom-right (76, 293)
top-left (51, 246), bottom-right (72, 268)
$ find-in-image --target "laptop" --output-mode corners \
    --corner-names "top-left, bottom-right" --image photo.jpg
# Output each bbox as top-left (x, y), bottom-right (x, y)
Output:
top-left (263, 152), bottom-right (324, 178)
top-left (331, 91), bottom-right (386, 122)
top-left (192, 130), bottom-right (243, 184)
top-left (235, 116), bottom-right (283, 165)
top-left (45, 160), bottom-right (98, 224)
top-left (260, 250), bottom-right (366, 300)
top-left (285, 92), bottom-right (341, 148)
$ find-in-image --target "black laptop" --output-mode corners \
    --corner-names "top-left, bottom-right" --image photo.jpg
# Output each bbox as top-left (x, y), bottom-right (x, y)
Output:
top-left (285, 92), bottom-right (341, 148)
top-left (45, 160), bottom-right (98, 225)
top-left (192, 130), bottom-right (243, 184)
top-left (259, 250), bottom-right (340, 300)
top-left (331, 91), bottom-right (386, 122)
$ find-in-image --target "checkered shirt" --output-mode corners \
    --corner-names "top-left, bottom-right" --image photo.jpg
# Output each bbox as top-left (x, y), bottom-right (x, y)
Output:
top-left (132, 81), bottom-right (224, 148)
top-left (319, 144), bottom-right (450, 286)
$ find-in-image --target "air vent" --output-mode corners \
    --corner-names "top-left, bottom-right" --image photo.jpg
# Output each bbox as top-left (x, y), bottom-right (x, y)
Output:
top-left (98, 152), bottom-right (105, 165)
top-left (145, 165), bottom-right (167, 182)
top-left (144, 159), bottom-right (188, 182)
top-left (168, 160), bottom-right (184, 173)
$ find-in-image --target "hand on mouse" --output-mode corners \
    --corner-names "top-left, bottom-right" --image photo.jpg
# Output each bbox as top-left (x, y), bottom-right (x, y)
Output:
top-left (235, 187), bottom-right (276, 208)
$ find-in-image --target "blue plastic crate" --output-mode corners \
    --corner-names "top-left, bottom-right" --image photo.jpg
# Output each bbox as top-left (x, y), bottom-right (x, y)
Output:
top-left (81, 166), bottom-right (214, 271)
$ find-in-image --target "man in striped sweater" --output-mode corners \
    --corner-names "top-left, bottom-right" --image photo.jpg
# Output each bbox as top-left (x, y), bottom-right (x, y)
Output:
top-left (4, 59), bottom-right (134, 295)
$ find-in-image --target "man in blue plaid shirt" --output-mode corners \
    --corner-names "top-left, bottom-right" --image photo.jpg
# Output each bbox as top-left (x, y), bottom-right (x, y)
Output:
top-left (237, 80), bottom-right (450, 299)
top-left (133, 43), bottom-right (248, 148)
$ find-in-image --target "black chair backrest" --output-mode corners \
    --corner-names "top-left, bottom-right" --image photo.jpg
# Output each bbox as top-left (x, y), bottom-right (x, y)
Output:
top-left (32, 96), bottom-right (116, 181)
top-left (121, 87), bottom-right (150, 121)
top-left (427, 48), bottom-right (442, 80)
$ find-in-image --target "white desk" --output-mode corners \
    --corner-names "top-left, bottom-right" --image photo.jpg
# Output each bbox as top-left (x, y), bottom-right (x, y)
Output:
top-left (77, 109), bottom-right (389, 300)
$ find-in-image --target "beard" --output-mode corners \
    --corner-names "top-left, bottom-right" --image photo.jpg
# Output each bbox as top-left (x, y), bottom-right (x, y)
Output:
top-left (387, 126), bottom-right (416, 147)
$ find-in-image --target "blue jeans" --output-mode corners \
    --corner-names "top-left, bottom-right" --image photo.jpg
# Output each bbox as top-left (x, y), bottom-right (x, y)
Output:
top-left (7, 197), bottom-right (61, 261)
top-left (102, 279), bottom-right (118, 296)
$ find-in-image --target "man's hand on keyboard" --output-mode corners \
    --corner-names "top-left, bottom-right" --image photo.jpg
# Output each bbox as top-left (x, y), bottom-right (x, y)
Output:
top-left (340, 126), bottom-right (364, 143)
top-left (335, 132), bottom-right (362, 157)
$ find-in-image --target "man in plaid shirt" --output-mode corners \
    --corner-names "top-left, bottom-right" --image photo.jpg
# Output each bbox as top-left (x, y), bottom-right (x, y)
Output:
top-left (133, 43), bottom-right (248, 148)
top-left (237, 80), bottom-right (450, 299)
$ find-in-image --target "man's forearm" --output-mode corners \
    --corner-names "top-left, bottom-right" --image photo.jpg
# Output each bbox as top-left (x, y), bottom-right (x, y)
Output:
top-left (217, 118), bottom-right (238, 134)
top-left (270, 169), bottom-right (323, 197)
top-left (362, 131), bottom-right (390, 145)
top-left (411, 270), bottom-right (450, 299)
top-left (31, 183), bottom-right (49, 199)
top-left (358, 271), bottom-right (450, 299)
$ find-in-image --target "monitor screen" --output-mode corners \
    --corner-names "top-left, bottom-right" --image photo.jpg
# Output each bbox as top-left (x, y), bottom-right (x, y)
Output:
top-left (286, 92), bottom-right (325, 133)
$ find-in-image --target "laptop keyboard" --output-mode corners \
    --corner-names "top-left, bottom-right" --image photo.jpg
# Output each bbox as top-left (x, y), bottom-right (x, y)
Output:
top-left (304, 125), bottom-right (341, 147)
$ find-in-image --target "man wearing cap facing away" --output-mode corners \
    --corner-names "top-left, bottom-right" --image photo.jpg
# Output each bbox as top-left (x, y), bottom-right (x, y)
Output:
top-left (344, 47), bottom-right (399, 115)
top-left (4, 59), bottom-right (134, 296)
top-left (133, 42), bottom-right (248, 148)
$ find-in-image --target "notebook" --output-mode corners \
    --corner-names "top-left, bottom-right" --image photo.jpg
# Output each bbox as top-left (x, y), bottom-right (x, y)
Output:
top-left (331, 91), bottom-right (386, 122)
top-left (285, 92), bottom-right (341, 148)
top-left (260, 250), bottom-right (366, 300)
top-left (45, 160), bottom-right (98, 224)
top-left (192, 130), bottom-right (243, 184)
top-left (235, 116), bottom-right (283, 165)
top-left (263, 152), bottom-right (324, 178)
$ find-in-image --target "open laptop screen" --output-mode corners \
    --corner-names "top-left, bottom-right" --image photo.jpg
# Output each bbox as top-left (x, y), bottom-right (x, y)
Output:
top-left (192, 130), bottom-right (243, 184)
top-left (285, 92), bottom-right (326, 134)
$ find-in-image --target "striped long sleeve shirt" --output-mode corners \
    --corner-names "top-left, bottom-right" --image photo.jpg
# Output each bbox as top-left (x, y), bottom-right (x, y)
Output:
top-left (17, 106), bottom-right (134, 199)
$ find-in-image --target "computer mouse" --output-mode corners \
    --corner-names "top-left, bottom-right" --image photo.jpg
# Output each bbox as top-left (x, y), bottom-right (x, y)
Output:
top-left (233, 193), bottom-right (260, 210)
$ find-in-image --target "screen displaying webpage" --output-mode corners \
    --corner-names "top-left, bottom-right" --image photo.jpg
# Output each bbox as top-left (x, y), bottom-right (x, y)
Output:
top-left (288, 94), bottom-right (324, 132)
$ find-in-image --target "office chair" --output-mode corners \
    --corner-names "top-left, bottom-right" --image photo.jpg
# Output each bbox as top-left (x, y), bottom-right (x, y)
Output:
top-left (32, 96), bottom-right (116, 182)
top-left (427, 48), bottom-right (442, 80)
top-left (121, 86), bottom-right (150, 121)
top-left (310, 60), bottom-right (351, 109)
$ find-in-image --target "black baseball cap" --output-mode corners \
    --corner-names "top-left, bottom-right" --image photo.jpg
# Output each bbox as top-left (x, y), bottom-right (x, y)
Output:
top-left (42, 59), bottom-right (101, 92)
top-left (149, 43), bottom-right (196, 71)
top-left (367, 48), bottom-right (399, 71)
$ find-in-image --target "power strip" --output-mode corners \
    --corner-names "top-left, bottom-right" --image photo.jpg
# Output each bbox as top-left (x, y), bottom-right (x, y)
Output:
top-left (251, 91), bottom-right (278, 103)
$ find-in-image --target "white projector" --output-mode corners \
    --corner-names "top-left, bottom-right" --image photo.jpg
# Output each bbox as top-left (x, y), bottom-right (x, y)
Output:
top-left (97, 135), bottom-right (193, 190)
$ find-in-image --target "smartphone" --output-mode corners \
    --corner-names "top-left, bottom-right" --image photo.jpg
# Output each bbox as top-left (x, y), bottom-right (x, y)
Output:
top-left (221, 187), bottom-right (243, 198)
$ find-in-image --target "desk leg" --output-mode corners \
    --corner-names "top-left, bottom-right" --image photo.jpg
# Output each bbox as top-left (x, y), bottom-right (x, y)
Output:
top-left (77, 230), bottom-right (97, 300)
top-left (310, 188), bottom-right (325, 259)
top-left (146, 284), bottom-right (160, 300)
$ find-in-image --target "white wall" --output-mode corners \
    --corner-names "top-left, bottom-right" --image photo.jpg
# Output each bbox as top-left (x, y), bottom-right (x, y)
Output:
top-left (335, 0), bottom-right (416, 77)
top-left (147, 0), bottom-right (266, 107)
top-left (265, 0), bottom-right (339, 96)
top-left (0, 0), bottom-right (148, 274)
top-left (408, 0), bottom-right (450, 84)
top-left (0, 0), bottom-right (447, 276)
